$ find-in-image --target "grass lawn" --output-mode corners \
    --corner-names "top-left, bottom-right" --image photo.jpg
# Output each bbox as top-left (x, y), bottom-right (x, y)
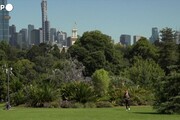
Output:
top-left (0, 104), bottom-right (179, 120)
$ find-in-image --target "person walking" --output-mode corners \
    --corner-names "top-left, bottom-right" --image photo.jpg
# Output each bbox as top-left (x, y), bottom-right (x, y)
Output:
top-left (124, 90), bottom-right (130, 111)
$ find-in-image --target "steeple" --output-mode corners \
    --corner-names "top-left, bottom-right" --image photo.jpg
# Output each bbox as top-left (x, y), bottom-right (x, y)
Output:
top-left (72, 22), bottom-right (78, 39)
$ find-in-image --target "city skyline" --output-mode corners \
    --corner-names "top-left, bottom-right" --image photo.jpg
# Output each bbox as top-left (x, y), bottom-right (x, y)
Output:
top-left (8, 0), bottom-right (180, 42)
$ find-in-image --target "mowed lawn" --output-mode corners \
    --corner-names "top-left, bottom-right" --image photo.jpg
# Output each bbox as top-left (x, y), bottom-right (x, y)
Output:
top-left (0, 105), bottom-right (179, 120)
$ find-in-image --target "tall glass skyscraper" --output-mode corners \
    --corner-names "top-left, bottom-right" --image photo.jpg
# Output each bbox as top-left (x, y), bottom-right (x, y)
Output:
top-left (0, 0), bottom-right (10, 42)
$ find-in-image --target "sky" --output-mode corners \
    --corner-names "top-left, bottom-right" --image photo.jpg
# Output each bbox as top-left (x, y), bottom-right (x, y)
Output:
top-left (8, 0), bottom-right (180, 42)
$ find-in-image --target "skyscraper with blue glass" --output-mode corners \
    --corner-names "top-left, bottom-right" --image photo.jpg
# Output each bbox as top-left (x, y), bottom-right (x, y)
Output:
top-left (0, 0), bottom-right (10, 42)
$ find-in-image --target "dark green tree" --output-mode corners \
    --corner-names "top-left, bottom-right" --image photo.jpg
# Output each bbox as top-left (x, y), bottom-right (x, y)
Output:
top-left (68, 30), bottom-right (124, 76)
top-left (128, 37), bottom-right (159, 62)
top-left (158, 28), bottom-right (179, 74)
top-left (154, 72), bottom-right (180, 114)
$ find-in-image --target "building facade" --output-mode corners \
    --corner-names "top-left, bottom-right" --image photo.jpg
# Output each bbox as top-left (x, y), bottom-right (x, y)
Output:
top-left (0, 0), bottom-right (11, 42)
top-left (19, 29), bottom-right (28, 48)
top-left (28, 24), bottom-right (34, 47)
top-left (31, 29), bottom-right (43, 45)
top-left (120, 34), bottom-right (131, 46)
top-left (175, 31), bottom-right (180, 44)
top-left (150, 27), bottom-right (159, 43)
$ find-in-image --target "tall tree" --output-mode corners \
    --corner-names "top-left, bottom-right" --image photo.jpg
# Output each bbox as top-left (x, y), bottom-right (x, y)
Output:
top-left (158, 28), bottom-right (179, 74)
top-left (128, 37), bottom-right (159, 62)
top-left (68, 30), bottom-right (124, 76)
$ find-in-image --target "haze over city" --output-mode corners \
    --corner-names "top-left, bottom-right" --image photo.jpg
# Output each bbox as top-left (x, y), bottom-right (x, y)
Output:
top-left (9, 0), bottom-right (180, 42)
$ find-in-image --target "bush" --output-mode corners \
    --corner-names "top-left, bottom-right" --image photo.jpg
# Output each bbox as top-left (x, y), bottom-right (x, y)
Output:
top-left (61, 81), bottom-right (95, 103)
top-left (84, 102), bottom-right (96, 108)
top-left (71, 102), bottom-right (84, 108)
top-left (60, 100), bottom-right (72, 108)
top-left (96, 101), bottom-right (113, 108)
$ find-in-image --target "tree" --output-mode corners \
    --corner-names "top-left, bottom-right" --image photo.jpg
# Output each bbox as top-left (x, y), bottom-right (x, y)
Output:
top-left (128, 37), bottom-right (159, 62)
top-left (158, 28), bottom-right (179, 74)
top-left (92, 69), bottom-right (110, 97)
top-left (68, 30), bottom-right (124, 76)
top-left (121, 58), bottom-right (165, 88)
top-left (154, 72), bottom-right (180, 114)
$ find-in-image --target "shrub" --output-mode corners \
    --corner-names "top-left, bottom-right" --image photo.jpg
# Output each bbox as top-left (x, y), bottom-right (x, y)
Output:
top-left (84, 102), bottom-right (96, 108)
top-left (96, 101), bottom-right (113, 108)
top-left (61, 81), bottom-right (95, 103)
top-left (72, 102), bottom-right (84, 108)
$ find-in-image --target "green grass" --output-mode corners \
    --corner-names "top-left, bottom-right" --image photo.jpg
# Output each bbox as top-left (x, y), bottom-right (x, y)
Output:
top-left (0, 104), bottom-right (179, 120)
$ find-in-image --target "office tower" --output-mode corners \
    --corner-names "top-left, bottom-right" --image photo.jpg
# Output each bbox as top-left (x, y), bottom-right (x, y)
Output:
top-left (28, 24), bottom-right (34, 46)
top-left (120, 34), bottom-right (131, 46)
top-left (17, 33), bottom-right (23, 49)
top-left (45, 20), bottom-right (50, 43)
top-left (19, 29), bottom-right (28, 48)
top-left (133, 35), bottom-right (143, 44)
top-left (57, 31), bottom-right (67, 46)
top-left (41, 0), bottom-right (50, 43)
top-left (9, 24), bottom-right (16, 36)
top-left (9, 24), bottom-right (16, 45)
top-left (175, 31), bottom-right (180, 44)
top-left (31, 29), bottom-right (43, 45)
top-left (50, 28), bottom-right (56, 42)
top-left (150, 27), bottom-right (159, 43)
top-left (0, 0), bottom-right (11, 42)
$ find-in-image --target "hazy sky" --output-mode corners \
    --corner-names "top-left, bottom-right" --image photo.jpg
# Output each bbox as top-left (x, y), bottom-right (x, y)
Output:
top-left (9, 0), bottom-right (180, 42)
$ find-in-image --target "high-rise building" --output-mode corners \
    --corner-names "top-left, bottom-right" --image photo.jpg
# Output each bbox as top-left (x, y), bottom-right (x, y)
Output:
top-left (31, 29), bottom-right (43, 45)
top-left (120, 34), bottom-right (131, 46)
top-left (150, 27), bottom-right (159, 43)
top-left (50, 28), bottom-right (56, 42)
top-left (175, 31), bottom-right (180, 44)
top-left (19, 29), bottom-right (28, 48)
top-left (9, 24), bottom-right (16, 45)
top-left (41, 0), bottom-right (50, 43)
top-left (0, 0), bottom-right (11, 42)
top-left (28, 24), bottom-right (34, 46)
top-left (45, 20), bottom-right (50, 43)
top-left (9, 24), bottom-right (16, 36)
top-left (57, 31), bottom-right (67, 45)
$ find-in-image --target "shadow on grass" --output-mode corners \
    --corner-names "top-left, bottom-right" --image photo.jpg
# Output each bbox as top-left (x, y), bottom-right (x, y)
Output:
top-left (132, 112), bottom-right (164, 115)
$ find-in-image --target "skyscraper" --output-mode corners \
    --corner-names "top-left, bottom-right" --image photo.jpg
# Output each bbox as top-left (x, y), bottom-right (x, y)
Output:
top-left (175, 31), bottom-right (180, 44)
top-left (41, 0), bottom-right (50, 43)
top-left (150, 27), bottom-right (159, 43)
top-left (50, 28), bottom-right (57, 42)
top-left (31, 29), bottom-right (43, 45)
top-left (120, 34), bottom-right (131, 46)
top-left (28, 24), bottom-right (34, 47)
top-left (19, 29), bottom-right (28, 48)
top-left (0, 0), bottom-right (11, 42)
top-left (45, 20), bottom-right (50, 43)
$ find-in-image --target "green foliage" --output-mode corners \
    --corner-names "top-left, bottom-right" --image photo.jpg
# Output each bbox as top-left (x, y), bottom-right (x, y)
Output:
top-left (68, 30), bottom-right (124, 76)
top-left (122, 58), bottom-right (165, 88)
top-left (92, 69), bottom-right (110, 97)
top-left (61, 81), bottom-right (95, 103)
top-left (158, 28), bottom-right (179, 74)
top-left (25, 84), bottom-right (58, 107)
top-left (154, 72), bottom-right (180, 114)
top-left (128, 38), bottom-right (159, 61)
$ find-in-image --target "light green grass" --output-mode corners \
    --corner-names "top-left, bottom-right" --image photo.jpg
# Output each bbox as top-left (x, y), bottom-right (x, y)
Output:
top-left (0, 104), bottom-right (179, 120)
